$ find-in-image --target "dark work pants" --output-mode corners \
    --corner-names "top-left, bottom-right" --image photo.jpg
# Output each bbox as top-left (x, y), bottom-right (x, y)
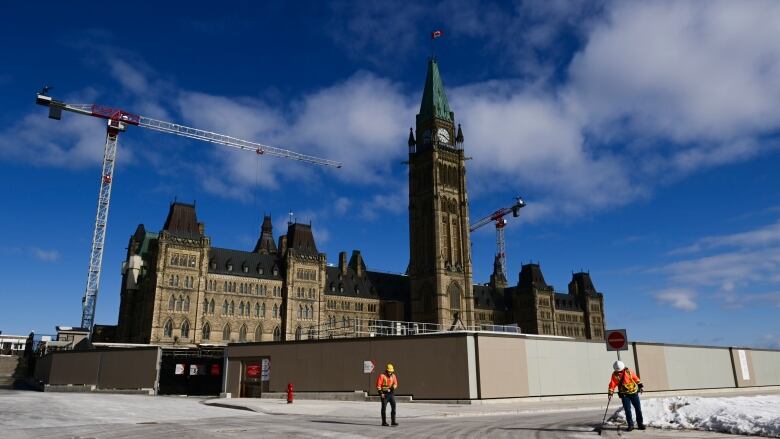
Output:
top-left (621, 393), bottom-right (644, 427)
top-left (381, 391), bottom-right (396, 423)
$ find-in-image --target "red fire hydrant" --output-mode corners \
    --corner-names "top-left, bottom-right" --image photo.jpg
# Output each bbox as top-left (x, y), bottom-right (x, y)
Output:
top-left (286, 382), bottom-right (294, 404)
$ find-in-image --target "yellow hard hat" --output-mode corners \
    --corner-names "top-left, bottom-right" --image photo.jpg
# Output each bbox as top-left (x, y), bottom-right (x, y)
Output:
top-left (386, 363), bottom-right (394, 373)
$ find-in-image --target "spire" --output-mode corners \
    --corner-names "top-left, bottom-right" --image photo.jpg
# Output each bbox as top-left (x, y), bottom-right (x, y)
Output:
top-left (489, 254), bottom-right (508, 289)
top-left (253, 215), bottom-right (277, 254)
top-left (456, 123), bottom-right (464, 144)
top-left (419, 59), bottom-right (453, 122)
top-left (407, 127), bottom-right (416, 147)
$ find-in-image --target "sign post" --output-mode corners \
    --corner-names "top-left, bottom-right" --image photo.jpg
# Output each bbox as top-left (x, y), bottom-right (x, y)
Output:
top-left (605, 329), bottom-right (628, 361)
top-left (364, 360), bottom-right (375, 395)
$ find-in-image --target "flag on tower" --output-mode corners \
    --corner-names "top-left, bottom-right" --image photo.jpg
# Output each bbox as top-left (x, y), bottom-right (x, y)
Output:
top-left (431, 30), bottom-right (443, 39)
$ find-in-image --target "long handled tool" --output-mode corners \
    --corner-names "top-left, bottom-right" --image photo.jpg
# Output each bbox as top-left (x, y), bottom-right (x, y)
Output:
top-left (598, 394), bottom-right (613, 436)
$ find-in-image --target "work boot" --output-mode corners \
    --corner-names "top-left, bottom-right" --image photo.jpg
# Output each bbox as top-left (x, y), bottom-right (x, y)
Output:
top-left (638, 424), bottom-right (646, 430)
top-left (382, 422), bottom-right (390, 427)
top-left (392, 421), bottom-right (399, 426)
top-left (626, 425), bottom-right (634, 432)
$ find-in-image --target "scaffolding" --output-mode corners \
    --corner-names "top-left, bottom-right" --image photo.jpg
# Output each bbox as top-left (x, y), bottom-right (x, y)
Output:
top-left (291, 318), bottom-right (521, 342)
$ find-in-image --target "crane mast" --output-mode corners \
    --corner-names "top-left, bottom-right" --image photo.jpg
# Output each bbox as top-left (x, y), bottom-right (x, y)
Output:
top-left (470, 197), bottom-right (526, 282)
top-left (36, 91), bottom-right (342, 333)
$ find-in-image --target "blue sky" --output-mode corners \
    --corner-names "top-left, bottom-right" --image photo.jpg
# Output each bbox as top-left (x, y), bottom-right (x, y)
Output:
top-left (1, 1), bottom-right (779, 348)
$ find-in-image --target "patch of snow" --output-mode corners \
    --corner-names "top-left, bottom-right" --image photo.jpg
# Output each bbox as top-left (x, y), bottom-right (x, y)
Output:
top-left (609, 395), bottom-right (780, 437)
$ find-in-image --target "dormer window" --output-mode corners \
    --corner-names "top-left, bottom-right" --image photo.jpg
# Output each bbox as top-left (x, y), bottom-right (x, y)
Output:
top-left (273, 267), bottom-right (278, 276)
top-left (258, 266), bottom-right (264, 275)
top-left (355, 287), bottom-right (360, 295)
top-left (243, 265), bottom-right (249, 273)
top-left (227, 264), bottom-right (233, 272)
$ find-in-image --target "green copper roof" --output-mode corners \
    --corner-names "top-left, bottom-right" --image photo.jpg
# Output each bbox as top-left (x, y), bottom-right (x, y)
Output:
top-left (419, 59), bottom-right (452, 122)
top-left (138, 232), bottom-right (158, 257)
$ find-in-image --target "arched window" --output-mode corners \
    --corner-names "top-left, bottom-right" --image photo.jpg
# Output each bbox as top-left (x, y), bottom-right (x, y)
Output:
top-left (222, 300), bottom-right (228, 315)
top-left (273, 326), bottom-right (281, 341)
top-left (203, 298), bottom-right (209, 314)
top-left (273, 304), bottom-right (278, 318)
top-left (295, 326), bottom-right (302, 340)
top-left (181, 320), bottom-right (190, 338)
top-left (261, 302), bottom-right (266, 317)
top-left (202, 322), bottom-right (211, 340)
top-left (239, 301), bottom-right (245, 317)
top-left (239, 325), bottom-right (247, 342)
top-left (342, 316), bottom-right (347, 328)
top-left (163, 319), bottom-right (173, 338)
top-left (168, 295), bottom-right (175, 311)
top-left (183, 296), bottom-right (190, 312)
top-left (448, 282), bottom-right (462, 310)
top-left (222, 324), bottom-right (231, 341)
top-left (297, 305), bottom-right (302, 319)
top-left (255, 325), bottom-right (263, 342)
top-left (209, 299), bottom-right (215, 315)
top-left (229, 301), bottom-right (235, 316)
top-left (175, 296), bottom-right (183, 311)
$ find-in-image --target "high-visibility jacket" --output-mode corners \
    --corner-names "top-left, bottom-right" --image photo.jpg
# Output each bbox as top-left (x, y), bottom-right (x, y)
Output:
top-left (376, 372), bottom-right (398, 392)
top-left (608, 368), bottom-right (641, 395)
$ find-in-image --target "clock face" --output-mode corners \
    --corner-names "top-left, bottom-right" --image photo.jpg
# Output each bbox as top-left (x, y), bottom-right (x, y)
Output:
top-left (437, 128), bottom-right (450, 144)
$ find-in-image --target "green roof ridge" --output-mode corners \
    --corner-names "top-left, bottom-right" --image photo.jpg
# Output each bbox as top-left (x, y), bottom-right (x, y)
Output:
top-left (419, 59), bottom-right (452, 122)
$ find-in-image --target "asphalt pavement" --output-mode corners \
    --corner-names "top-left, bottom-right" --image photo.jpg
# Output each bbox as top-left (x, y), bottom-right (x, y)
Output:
top-left (0, 389), bottom-right (762, 438)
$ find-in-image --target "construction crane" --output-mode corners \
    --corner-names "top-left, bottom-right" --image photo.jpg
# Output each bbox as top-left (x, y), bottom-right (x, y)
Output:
top-left (470, 197), bottom-right (526, 282)
top-left (35, 90), bottom-right (342, 334)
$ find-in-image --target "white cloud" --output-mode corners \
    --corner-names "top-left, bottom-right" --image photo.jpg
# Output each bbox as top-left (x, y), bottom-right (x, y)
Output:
top-left (8, 2), bottom-right (780, 227)
top-left (654, 220), bottom-right (780, 309)
top-left (568, 1), bottom-right (780, 147)
top-left (360, 184), bottom-right (407, 220)
top-left (334, 197), bottom-right (352, 216)
top-left (451, 82), bottom-right (641, 214)
top-left (0, 245), bottom-right (60, 262)
top-left (0, 103), bottom-right (109, 169)
top-left (672, 221), bottom-right (780, 254)
top-left (289, 72), bottom-right (413, 183)
top-left (655, 288), bottom-right (698, 311)
top-left (32, 247), bottom-right (60, 262)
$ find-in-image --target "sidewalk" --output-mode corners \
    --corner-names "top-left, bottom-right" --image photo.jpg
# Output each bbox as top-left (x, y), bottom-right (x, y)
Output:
top-left (206, 386), bottom-right (780, 419)
top-left (204, 397), bottom-right (607, 419)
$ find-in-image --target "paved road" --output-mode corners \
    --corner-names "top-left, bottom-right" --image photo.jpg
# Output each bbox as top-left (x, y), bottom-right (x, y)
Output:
top-left (0, 390), bottom-right (749, 438)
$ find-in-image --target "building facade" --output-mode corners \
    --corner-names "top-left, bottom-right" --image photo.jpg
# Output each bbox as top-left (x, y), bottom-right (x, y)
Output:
top-left (112, 58), bottom-right (606, 345)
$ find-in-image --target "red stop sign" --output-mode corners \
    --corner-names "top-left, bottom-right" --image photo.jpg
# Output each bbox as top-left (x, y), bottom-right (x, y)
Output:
top-left (607, 331), bottom-right (626, 349)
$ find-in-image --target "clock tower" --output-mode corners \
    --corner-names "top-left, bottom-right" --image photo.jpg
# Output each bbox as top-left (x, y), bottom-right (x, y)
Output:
top-left (408, 59), bottom-right (474, 328)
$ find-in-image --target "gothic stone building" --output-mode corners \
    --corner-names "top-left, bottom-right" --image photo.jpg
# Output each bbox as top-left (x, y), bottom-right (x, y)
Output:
top-left (113, 58), bottom-right (606, 345)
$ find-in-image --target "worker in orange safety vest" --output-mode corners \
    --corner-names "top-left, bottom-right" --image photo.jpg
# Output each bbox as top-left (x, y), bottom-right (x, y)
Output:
top-left (376, 363), bottom-right (399, 427)
top-left (608, 360), bottom-right (645, 431)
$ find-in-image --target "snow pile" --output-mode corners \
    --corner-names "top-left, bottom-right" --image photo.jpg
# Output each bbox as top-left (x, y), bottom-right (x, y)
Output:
top-left (609, 395), bottom-right (780, 437)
